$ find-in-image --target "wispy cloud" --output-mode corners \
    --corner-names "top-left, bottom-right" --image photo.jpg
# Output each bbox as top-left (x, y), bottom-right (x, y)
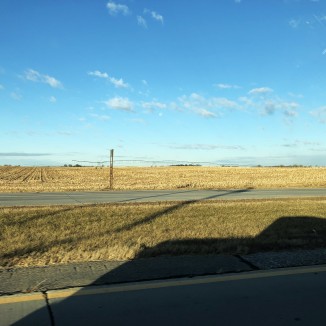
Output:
top-left (258, 99), bottom-right (299, 117)
top-left (130, 118), bottom-right (145, 124)
top-left (169, 144), bottom-right (244, 150)
top-left (24, 69), bottom-right (63, 88)
top-left (0, 84), bottom-right (4, 90)
top-left (144, 9), bottom-right (164, 24)
top-left (105, 97), bottom-right (134, 112)
top-left (195, 109), bottom-right (218, 118)
top-left (49, 96), bottom-right (57, 103)
top-left (0, 152), bottom-right (51, 157)
top-left (107, 1), bottom-right (130, 15)
top-left (137, 15), bottom-right (147, 28)
top-left (288, 92), bottom-right (304, 99)
top-left (215, 83), bottom-right (240, 89)
top-left (151, 11), bottom-right (164, 24)
top-left (282, 139), bottom-right (321, 148)
top-left (88, 70), bottom-right (129, 88)
top-left (176, 93), bottom-right (240, 118)
top-left (248, 87), bottom-right (273, 95)
top-left (311, 106), bottom-right (326, 123)
top-left (289, 18), bottom-right (300, 29)
top-left (142, 101), bottom-right (166, 110)
top-left (90, 113), bottom-right (110, 121)
top-left (11, 91), bottom-right (22, 101)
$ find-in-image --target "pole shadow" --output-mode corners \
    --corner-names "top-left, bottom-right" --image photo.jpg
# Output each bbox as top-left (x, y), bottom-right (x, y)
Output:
top-left (8, 190), bottom-right (326, 325)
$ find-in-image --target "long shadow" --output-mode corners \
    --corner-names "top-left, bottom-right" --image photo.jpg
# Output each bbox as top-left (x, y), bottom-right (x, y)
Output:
top-left (114, 189), bottom-right (250, 232)
top-left (1, 189), bottom-right (250, 262)
top-left (9, 191), bottom-right (326, 325)
top-left (115, 189), bottom-right (201, 203)
top-left (113, 188), bottom-right (248, 203)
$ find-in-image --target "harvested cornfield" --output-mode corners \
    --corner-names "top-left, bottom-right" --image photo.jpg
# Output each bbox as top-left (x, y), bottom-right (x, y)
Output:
top-left (0, 166), bottom-right (325, 192)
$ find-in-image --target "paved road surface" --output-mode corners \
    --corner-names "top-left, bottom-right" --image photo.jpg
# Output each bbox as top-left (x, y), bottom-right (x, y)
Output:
top-left (0, 188), bottom-right (325, 206)
top-left (2, 265), bottom-right (326, 325)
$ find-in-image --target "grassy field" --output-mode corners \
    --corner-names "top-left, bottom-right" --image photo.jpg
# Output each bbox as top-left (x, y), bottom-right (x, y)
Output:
top-left (0, 166), bottom-right (325, 192)
top-left (1, 198), bottom-right (326, 268)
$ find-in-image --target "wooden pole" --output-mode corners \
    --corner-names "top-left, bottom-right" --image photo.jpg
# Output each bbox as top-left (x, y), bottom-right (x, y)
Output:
top-left (110, 149), bottom-right (114, 190)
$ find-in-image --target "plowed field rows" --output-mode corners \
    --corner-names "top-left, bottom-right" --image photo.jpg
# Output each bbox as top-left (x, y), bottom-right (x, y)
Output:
top-left (0, 166), bottom-right (325, 193)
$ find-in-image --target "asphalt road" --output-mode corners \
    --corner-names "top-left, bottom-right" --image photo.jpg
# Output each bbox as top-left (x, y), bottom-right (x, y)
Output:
top-left (0, 188), bottom-right (325, 206)
top-left (2, 265), bottom-right (326, 325)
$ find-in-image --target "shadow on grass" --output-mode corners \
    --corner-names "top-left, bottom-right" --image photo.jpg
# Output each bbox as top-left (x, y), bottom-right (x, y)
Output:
top-left (8, 189), bottom-right (326, 325)
top-left (1, 189), bottom-right (250, 262)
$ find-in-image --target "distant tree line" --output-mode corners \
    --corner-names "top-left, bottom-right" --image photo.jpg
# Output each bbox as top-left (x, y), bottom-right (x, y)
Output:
top-left (169, 164), bottom-right (202, 167)
top-left (63, 164), bottom-right (83, 167)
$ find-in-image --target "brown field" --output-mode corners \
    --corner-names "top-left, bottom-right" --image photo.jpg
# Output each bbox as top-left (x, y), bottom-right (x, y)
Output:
top-left (0, 166), bottom-right (326, 192)
top-left (1, 198), bottom-right (326, 268)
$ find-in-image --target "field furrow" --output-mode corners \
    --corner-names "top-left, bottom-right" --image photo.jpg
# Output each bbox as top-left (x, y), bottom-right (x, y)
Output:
top-left (0, 166), bottom-right (325, 193)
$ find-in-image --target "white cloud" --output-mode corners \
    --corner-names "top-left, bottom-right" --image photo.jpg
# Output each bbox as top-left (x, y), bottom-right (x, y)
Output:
top-left (151, 11), bottom-right (164, 24)
top-left (49, 96), bottom-right (56, 103)
top-left (234, 0), bottom-right (242, 3)
top-left (144, 9), bottom-right (164, 24)
top-left (137, 16), bottom-right (147, 28)
top-left (142, 101), bottom-right (166, 110)
top-left (88, 70), bottom-right (128, 88)
top-left (0, 84), bottom-right (4, 90)
top-left (177, 93), bottom-right (240, 118)
top-left (105, 97), bottom-right (134, 112)
top-left (142, 79), bottom-right (148, 86)
top-left (44, 75), bottom-right (62, 88)
top-left (107, 1), bottom-right (130, 15)
top-left (109, 77), bottom-right (128, 88)
top-left (248, 87), bottom-right (273, 95)
top-left (195, 109), bottom-right (218, 118)
top-left (24, 69), bottom-right (63, 88)
top-left (215, 83), bottom-right (240, 89)
top-left (88, 70), bottom-right (109, 79)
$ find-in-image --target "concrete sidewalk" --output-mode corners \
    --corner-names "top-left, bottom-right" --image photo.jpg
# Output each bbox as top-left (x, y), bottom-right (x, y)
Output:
top-left (2, 248), bottom-right (326, 295)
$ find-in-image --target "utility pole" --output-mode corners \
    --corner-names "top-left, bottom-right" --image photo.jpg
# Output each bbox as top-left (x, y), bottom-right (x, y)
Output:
top-left (110, 149), bottom-right (114, 190)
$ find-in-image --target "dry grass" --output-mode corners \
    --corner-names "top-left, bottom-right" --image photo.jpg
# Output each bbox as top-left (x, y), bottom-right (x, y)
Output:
top-left (0, 166), bottom-right (326, 192)
top-left (1, 198), bottom-right (325, 268)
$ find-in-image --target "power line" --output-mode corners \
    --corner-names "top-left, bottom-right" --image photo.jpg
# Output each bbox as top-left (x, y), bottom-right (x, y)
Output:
top-left (72, 158), bottom-right (228, 166)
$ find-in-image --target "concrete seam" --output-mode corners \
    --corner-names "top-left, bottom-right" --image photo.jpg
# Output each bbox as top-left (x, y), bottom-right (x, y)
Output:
top-left (236, 255), bottom-right (260, 270)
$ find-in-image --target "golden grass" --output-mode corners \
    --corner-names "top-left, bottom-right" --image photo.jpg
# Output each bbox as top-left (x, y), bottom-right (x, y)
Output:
top-left (0, 166), bottom-right (325, 192)
top-left (1, 198), bottom-right (325, 268)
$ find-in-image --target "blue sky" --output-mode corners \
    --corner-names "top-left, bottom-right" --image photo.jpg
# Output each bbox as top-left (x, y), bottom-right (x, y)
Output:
top-left (1, 0), bottom-right (326, 166)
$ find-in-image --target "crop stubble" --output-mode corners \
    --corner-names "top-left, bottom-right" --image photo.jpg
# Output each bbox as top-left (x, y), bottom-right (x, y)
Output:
top-left (0, 166), bottom-right (325, 192)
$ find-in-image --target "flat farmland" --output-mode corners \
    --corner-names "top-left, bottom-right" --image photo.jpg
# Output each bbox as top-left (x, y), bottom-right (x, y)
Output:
top-left (0, 166), bottom-right (325, 193)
